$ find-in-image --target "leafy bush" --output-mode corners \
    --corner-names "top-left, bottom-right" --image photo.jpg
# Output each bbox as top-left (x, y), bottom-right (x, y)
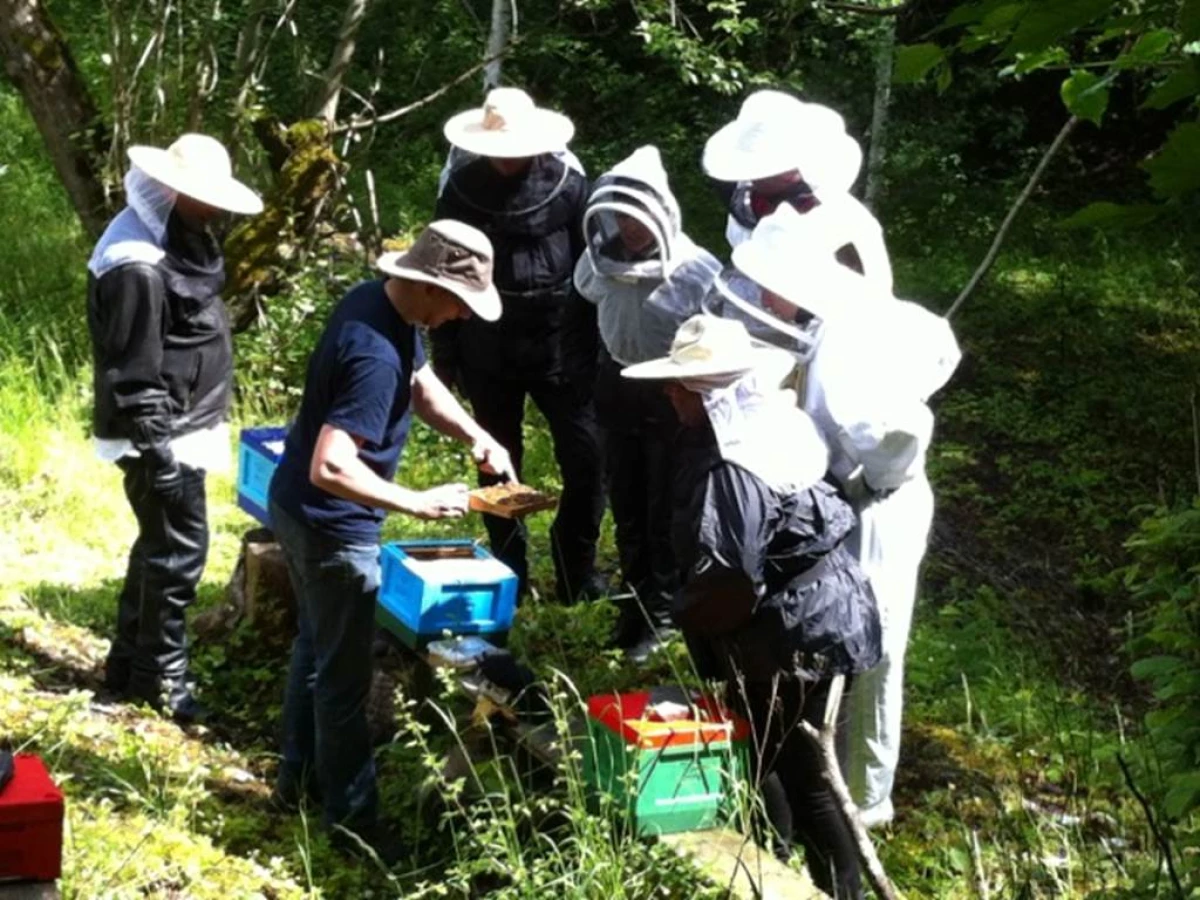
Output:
top-left (1125, 503), bottom-right (1200, 825)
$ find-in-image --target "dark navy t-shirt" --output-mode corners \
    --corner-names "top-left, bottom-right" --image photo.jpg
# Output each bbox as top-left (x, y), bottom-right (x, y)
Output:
top-left (270, 279), bottom-right (427, 544)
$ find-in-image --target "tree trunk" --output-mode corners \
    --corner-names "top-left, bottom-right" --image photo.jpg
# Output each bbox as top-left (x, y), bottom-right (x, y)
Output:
top-left (224, 119), bottom-right (344, 332)
top-left (863, 17), bottom-right (896, 210)
top-left (312, 0), bottom-right (373, 125)
top-left (483, 0), bottom-right (512, 90)
top-left (0, 0), bottom-right (111, 239)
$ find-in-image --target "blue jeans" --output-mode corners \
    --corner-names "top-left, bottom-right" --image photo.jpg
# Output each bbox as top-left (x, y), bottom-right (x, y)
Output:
top-left (271, 499), bottom-right (381, 828)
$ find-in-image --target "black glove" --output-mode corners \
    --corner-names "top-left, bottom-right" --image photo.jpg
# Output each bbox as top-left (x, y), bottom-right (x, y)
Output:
top-left (130, 416), bottom-right (183, 494)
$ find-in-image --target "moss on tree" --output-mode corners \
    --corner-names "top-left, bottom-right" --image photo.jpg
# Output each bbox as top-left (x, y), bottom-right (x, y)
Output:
top-left (224, 118), bottom-right (344, 332)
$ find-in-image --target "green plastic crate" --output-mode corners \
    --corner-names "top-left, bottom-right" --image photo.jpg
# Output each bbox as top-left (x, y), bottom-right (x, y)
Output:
top-left (582, 692), bottom-right (748, 836)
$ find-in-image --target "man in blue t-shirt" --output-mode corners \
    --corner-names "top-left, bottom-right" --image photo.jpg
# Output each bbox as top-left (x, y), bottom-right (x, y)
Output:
top-left (268, 220), bottom-right (514, 863)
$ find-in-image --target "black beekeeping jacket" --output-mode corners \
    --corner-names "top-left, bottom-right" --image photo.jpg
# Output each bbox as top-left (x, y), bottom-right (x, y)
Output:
top-left (431, 154), bottom-right (596, 382)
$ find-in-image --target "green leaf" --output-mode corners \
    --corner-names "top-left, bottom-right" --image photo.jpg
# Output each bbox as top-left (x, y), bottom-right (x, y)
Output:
top-left (1014, 46), bottom-right (1068, 74)
top-left (1164, 773), bottom-right (1200, 818)
top-left (1183, 0), bottom-right (1200, 43)
top-left (944, 0), bottom-right (1020, 28)
top-left (1120, 29), bottom-right (1176, 67)
top-left (894, 43), bottom-right (946, 84)
top-left (1142, 61), bottom-right (1200, 110)
top-left (1060, 202), bottom-right (1163, 229)
top-left (1005, 0), bottom-right (1111, 56)
top-left (1060, 70), bottom-right (1110, 125)
top-left (1143, 122), bottom-right (1200, 198)
top-left (936, 63), bottom-right (954, 93)
top-left (1130, 654), bottom-right (1184, 680)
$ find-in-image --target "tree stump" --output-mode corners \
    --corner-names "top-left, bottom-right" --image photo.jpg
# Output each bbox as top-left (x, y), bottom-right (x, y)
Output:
top-left (194, 527), bottom-right (296, 651)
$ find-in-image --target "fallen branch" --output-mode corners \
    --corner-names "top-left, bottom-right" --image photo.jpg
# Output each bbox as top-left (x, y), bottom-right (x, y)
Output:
top-left (945, 115), bottom-right (1080, 319)
top-left (799, 674), bottom-right (902, 900)
top-left (1117, 754), bottom-right (1185, 900)
top-left (333, 41), bottom-right (519, 134)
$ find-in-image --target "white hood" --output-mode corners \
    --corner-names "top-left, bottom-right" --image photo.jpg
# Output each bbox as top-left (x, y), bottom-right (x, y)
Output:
top-left (685, 368), bottom-right (829, 494)
top-left (574, 145), bottom-right (721, 366)
top-left (88, 167), bottom-right (178, 278)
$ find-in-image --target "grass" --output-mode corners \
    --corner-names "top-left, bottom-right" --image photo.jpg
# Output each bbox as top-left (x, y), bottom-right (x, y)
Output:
top-left (4, 80), bottom-right (1200, 897)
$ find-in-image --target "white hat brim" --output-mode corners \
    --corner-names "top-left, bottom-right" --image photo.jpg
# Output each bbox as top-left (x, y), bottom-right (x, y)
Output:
top-left (377, 250), bottom-right (502, 322)
top-left (731, 239), bottom-right (847, 321)
top-left (702, 120), bottom-right (798, 183)
top-left (621, 340), bottom-right (787, 382)
top-left (127, 146), bottom-right (264, 215)
top-left (443, 108), bottom-right (575, 158)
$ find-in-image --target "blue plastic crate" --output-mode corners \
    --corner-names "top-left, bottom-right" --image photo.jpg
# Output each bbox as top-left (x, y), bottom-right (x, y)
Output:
top-left (237, 426), bottom-right (287, 526)
top-left (376, 539), bottom-right (518, 649)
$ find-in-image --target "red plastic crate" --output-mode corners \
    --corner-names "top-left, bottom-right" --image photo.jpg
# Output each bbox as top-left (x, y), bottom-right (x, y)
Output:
top-left (0, 754), bottom-right (64, 882)
top-left (586, 690), bottom-right (750, 750)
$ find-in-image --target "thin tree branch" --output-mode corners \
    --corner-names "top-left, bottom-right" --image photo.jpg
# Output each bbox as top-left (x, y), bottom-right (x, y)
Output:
top-left (313, 0), bottom-right (373, 124)
top-left (945, 115), bottom-right (1080, 319)
top-left (333, 40), bottom-right (519, 134)
top-left (864, 16), bottom-right (896, 210)
top-left (1117, 754), bottom-right (1185, 900)
top-left (799, 674), bottom-right (903, 900)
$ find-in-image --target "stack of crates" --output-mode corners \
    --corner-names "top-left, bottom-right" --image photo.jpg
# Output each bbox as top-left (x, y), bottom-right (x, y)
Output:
top-left (236, 426), bottom-right (287, 527)
top-left (582, 691), bottom-right (750, 836)
top-left (0, 754), bottom-right (64, 883)
top-left (376, 539), bottom-right (518, 649)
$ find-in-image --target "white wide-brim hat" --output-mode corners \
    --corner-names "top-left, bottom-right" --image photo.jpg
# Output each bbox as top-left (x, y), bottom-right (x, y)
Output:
top-left (377, 219), bottom-right (502, 321)
top-left (703, 91), bottom-right (852, 185)
top-left (128, 133), bottom-right (263, 215)
top-left (622, 314), bottom-right (792, 382)
top-left (443, 87), bottom-right (575, 158)
top-left (730, 204), bottom-right (866, 322)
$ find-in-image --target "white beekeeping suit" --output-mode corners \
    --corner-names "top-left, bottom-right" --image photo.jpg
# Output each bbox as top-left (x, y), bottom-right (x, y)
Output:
top-left (706, 204), bottom-right (960, 826)
top-left (572, 145), bottom-right (722, 365)
top-left (809, 289), bottom-right (959, 826)
top-left (704, 89), bottom-right (893, 297)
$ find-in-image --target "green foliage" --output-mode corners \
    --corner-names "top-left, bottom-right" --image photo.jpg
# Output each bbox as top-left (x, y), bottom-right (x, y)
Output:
top-left (898, 0), bottom-right (1200, 215)
top-left (1060, 201), bottom-right (1162, 229)
top-left (894, 42), bottom-right (947, 84)
top-left (1060, 69), bottom-right (1111, 125)
top-left (1142, 121), bottom-right (1200, 198)
top-left (1124, 504), bottom-right (1200, 823)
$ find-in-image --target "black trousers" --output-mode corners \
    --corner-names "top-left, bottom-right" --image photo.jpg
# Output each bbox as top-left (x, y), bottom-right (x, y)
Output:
top-left (736, 675), bottom-right (863, 900)
top-left (461, 368), bottom-right (604, 600)
top-left (108, 460), bottom-right (209, 689)
top-left (595, 354), bottom-right (678, 627)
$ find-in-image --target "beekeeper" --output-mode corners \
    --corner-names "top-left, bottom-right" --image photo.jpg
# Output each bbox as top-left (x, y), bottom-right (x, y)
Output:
top-left (706, 203), bottom-right (961, 828)
top-left (268, 220), bottom-right (513, 862)
top-left (431, 87), bottom-right (605, 604)
top-left (702, 89), bottom-right (893, 295)
top-left (86, 134), bottom-right (263, 724)
top-left (622, 314), bottom-right (881, 899)
top-left (572, 145), bottom-right (723, 661)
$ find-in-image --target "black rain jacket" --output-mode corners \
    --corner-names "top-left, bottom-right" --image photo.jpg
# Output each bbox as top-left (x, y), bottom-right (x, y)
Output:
top-left (671, 426), bottom-right (882, 683)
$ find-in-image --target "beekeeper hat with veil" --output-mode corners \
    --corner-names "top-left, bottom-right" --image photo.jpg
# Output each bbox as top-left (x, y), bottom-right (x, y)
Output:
top-left (573, 145), bottom-right (723, 366)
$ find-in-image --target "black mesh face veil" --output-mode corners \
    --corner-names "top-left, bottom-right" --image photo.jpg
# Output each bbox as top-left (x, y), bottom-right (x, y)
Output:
top-left (703, 266), bottom-right (825, 364)
top-left (583, 178), bottom-right (673, 281)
